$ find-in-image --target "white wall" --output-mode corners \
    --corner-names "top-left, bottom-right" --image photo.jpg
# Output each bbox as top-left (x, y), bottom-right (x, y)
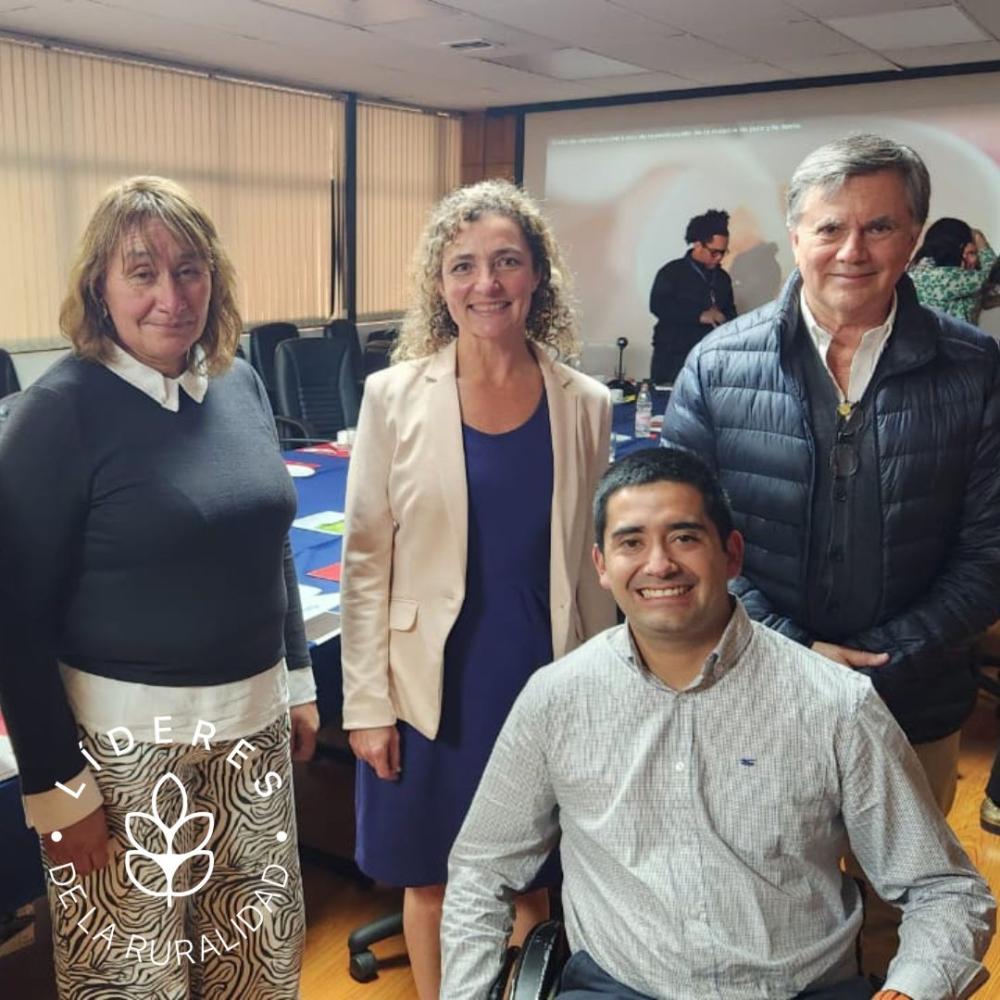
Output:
top-left (524, 72), bottom-right (1000, 379)
top-left (11, 349), bottom-right (69, 387)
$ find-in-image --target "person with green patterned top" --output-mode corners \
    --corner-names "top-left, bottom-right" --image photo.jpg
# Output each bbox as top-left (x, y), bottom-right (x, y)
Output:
top-left (908, 216), bottom-right (997, 325)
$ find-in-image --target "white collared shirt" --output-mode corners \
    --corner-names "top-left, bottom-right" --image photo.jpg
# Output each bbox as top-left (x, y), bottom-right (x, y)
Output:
top-left (22, 347), bottom-right (316, 833)
top-left (103, 340), bottom-right (209, 410)
top-left (800, 290), bottom-right (897, 404)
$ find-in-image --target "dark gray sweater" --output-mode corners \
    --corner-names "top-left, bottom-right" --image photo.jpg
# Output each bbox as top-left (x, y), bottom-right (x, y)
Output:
top-left (0, 354), bottom-right (310, 794)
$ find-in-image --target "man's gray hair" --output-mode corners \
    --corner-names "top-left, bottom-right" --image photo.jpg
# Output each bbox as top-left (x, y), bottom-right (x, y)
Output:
top-left (785, 134), bottom-right (931, 230)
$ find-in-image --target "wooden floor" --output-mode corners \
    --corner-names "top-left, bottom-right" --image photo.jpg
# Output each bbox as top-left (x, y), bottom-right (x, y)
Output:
top-left (4, 694), bottom-right (999, 999)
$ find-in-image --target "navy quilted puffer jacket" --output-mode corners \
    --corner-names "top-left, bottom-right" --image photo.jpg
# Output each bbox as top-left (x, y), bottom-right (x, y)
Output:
top-left (665, 270), bottom-right (1000, 743)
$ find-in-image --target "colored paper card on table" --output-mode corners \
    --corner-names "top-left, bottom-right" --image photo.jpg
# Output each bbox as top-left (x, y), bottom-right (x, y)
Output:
top-left (300, 589), bottom-right (341, 620)
top-left (293, 510), bottom-right (345, 534)
top-left (307, 562), bottom-right (341, 582)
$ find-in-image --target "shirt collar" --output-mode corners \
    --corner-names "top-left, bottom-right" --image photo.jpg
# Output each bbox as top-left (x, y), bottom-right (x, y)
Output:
top-left (611, 599), bottom-right (755, 693)
top-left (799, 289), bottom-right (897, 356)
top-left (103, 342), bottom-right (209, 412)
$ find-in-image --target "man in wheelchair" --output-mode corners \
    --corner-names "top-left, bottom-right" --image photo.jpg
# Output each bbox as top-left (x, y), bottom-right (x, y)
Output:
top-left (441, 449), bottom-right (994, 1000)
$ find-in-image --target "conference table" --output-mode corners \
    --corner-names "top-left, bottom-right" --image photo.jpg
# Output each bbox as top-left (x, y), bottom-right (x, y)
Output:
top-left (283, 445), bottom-right (350, 725)
top-left (0, 393), bottom-right (667, 919)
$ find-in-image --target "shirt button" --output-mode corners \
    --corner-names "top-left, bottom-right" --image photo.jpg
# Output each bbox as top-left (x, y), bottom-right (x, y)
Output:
top-left (833, 485), bottom-right (847, 501)
top-left (674, 761), bottom-right (685, 772)
top-left (830, 544), bottom-right (844, 562)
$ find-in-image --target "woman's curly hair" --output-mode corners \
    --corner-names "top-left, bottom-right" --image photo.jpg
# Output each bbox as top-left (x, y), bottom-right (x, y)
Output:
top-left (393, 179), bottom-right (579, 363)
top-left (59, 176), bottom-right (242, 377)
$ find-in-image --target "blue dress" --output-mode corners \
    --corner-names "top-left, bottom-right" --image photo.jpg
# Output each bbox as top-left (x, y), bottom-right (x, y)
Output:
top-left (356, 392), bottom-right (558, 886)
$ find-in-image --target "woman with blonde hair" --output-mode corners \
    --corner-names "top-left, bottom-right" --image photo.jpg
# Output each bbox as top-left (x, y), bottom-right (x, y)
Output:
top-left (341, 179), bottom-right (614, 997)
top-left (0, 176), bottom-right (318, 998)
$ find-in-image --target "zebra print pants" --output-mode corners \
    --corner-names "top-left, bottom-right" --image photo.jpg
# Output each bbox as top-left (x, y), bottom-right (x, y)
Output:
top-left (43, 713), bottom-right (306, 999)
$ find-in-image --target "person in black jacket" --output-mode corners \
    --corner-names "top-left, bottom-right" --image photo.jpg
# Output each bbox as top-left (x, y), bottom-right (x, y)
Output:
top-left (648, 208), bottom-right (737, 385)
top-left (664, 134), bottom-right (1000, 981)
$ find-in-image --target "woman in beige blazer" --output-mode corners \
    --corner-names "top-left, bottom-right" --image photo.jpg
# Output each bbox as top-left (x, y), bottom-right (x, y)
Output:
top-left (341, 179), bottom-right (614, 999)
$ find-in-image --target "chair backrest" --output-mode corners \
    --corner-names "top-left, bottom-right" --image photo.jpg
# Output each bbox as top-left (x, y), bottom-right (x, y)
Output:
top-left (323, 318), bottom-right (365, 389)
top-left (249, 322), bottom-right (298, 405)
top-left (0, 348), bottom-right (21, 398)
top-left (362, 327), bottom-right (398, 378)
top-left (273, 337), bottom-right (361, 440)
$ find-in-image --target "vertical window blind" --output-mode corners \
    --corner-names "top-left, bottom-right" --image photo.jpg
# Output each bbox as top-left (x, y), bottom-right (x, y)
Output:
top-left (0, 38), bottom-right (342, 351)
top-left (356, 102), bottom-right (460, 319)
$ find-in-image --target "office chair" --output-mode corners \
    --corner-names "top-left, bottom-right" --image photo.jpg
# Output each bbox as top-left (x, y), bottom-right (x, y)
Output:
top-left (323, 318), bottom-right (365, 393)
top-left (362, 327), bottom-right (398, 378)
top-left (249, 322), bottom-right (298, 407)
top-left (489, 920), bottom-right (568, 1000)
top-left (0, 348), bottom-right (21, 398)
top-left (272, 414), bottom-right (329, 451)
top-left (273, 336), bottom-right (361, 442)
top-left (347, 911), bottom-right (405, 982)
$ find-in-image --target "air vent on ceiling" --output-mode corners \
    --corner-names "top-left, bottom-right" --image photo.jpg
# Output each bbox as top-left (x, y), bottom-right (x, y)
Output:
top-left (444, 39), bottom-right (497, 52)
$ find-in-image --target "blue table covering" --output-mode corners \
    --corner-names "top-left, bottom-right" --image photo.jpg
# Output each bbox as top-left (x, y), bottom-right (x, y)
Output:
top-left (287, 449), bottom-right (349, 594)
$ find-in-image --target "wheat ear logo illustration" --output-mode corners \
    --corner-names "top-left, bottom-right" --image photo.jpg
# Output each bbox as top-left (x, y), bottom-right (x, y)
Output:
top-left (124, 772), bottom-right (215, 908)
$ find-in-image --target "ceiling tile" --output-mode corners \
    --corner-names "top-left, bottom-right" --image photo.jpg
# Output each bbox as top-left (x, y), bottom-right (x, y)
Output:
top-left (432, 0), bottom-right (683, 50)
top-left (826, 5), bottom-right (988, 50)
top-left (707, 19), bottom-right (863, 60)
top-left (488, 48), bottom-right (647, 81)
top-left (882, 38), bottom-right (1000, 65)
top-left (787, 0), bottom-right (942, 14)
top-left (680, 60), bottom-right (792, 86)
top-left (596, 33), bottom-right (756, 76)
top-left (770, 50), bottom-right (899, 74)
top-left (608, 0), bottom-right (803, 35)
top-left (250, 0), bottom-right (445, 27)
top-left (957, 0), bottom-right (1000, 37)
top-left (559, 71), bottom-right (699, 98)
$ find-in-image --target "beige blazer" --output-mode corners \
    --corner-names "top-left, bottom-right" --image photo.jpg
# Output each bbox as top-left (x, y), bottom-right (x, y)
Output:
top-left (340, 340), bottom-right (614, 737)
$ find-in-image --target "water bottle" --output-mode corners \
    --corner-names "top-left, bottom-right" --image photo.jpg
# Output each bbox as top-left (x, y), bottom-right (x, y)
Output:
top-left (635, 382), bottom-right (652, 438)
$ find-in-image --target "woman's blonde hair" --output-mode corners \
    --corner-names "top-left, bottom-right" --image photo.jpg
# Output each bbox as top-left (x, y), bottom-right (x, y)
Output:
top-left (59, 176), bottom-right (242, 376)
top-left (394, 179), bottom-right (578, 362)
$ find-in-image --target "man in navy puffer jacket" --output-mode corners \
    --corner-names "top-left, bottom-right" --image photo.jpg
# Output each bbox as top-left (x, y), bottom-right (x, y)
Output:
top-left (664, 134), bottom-right (1000, 978)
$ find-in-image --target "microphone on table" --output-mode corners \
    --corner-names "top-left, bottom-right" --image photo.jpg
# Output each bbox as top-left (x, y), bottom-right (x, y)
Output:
top-left (608, 337), bottom-right (632, 391)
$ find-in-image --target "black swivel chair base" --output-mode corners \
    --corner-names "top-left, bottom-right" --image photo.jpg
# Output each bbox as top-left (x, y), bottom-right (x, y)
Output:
top-left (347, 911), bottom-right (404, 982)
